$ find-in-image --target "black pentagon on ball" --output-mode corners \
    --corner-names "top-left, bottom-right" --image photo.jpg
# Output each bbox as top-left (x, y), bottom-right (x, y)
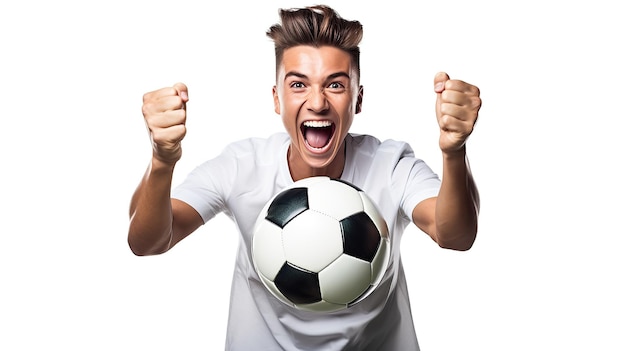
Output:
top-left (265, 187), bottom-right (309, 229)
top-left (274, 262), bottom-right (322, 305)
top-left (340, 211), bottom-right (381, 262)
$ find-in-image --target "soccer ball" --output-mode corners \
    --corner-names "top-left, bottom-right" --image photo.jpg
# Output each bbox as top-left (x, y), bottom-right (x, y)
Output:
top-left (252, 176), bottom-right (390, 313)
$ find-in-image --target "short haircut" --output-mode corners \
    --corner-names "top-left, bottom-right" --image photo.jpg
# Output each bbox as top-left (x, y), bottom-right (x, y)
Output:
top-left (266, 5), bottom-right (363, 81)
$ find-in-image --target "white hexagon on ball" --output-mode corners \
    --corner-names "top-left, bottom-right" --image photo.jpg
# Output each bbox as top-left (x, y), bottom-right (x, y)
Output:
top-left (282, 210), bottom-right (343, 273)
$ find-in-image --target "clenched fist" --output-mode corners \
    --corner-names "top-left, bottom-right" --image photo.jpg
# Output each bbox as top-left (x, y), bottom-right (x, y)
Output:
top-left (142, 83), bottom-right (189, 165)
top-left (434, 72), bottom-right (481, 154)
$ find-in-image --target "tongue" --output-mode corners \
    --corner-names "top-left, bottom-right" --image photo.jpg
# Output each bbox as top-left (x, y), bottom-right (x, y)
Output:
top-left (305, 127), bottom-right (332, 148)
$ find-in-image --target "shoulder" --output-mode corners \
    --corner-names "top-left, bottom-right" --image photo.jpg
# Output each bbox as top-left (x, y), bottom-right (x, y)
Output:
top-left (189, 133), bottom-right (289, 176)
top-left (347, 133), bottom-right (415, 158)
top-left (221, 133), bottom-right (290, 158)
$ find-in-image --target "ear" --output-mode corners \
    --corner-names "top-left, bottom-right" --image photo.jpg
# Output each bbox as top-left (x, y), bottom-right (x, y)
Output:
top-left (355, 85), bottom-right (364, 114)
top-left (272, 86), bottom-right (281, 114)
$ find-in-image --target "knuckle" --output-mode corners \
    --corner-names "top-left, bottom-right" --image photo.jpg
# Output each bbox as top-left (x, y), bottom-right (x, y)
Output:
top-left (150, 128), bottom-right (166, 142)
top-left (440, 90), bottom-right (450, 101)
top-left (438, 114), bottom-right (451, 128)
top-left (439, 102), bottom-right (453, 116)
top-left (142, 91), bottom-right (152, 104)
top-left (141, 102), bottom-right (152, 117)
top-left (472, 96), bottom-right (482, 109)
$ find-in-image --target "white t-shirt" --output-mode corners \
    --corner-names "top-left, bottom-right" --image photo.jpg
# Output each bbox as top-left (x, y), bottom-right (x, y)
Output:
top-left (172, 133), bottom-right (441, 351)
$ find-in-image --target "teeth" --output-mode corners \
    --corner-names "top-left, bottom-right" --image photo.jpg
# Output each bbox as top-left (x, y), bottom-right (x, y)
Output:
top-left (303, 120), bottom-right (332, 128)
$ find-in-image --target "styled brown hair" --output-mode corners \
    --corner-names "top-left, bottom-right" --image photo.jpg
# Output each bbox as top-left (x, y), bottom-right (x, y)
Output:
top-left (266, 5), bottom-right (363, 81)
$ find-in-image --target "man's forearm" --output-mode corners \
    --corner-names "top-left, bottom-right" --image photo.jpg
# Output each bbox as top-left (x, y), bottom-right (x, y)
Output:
top-left (128, 158), bottom-right (177, 255)
top-left (435, 148), bottom-right (480, 250)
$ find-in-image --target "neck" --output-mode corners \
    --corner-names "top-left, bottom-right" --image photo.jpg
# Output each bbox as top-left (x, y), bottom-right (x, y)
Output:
top-left (287, 142), bottom-right (346, 182)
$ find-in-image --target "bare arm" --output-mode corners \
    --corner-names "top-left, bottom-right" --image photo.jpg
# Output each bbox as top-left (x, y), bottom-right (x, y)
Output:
top-left (412, 72), bottom-right (481, 251)
top-left (413, 148), bottom-right (479, 251)
top-left (127, 83), bottom-right (203, 256)
top-left (128, 159), bottom-right (203, 256)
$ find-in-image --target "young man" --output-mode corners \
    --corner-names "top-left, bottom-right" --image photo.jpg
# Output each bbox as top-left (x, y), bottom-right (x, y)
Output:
top-left (128, 5), bottom-right (481, 350)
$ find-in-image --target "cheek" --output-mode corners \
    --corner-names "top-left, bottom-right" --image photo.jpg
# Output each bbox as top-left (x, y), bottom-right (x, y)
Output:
top-left (280, 108), bottom-right (299, 132)
top-left (340, 116), bottom-right (354, 134)
top-left (279, 94), bottom-right (308, 121)
top-left (276, 92), bottom-right (294, 113)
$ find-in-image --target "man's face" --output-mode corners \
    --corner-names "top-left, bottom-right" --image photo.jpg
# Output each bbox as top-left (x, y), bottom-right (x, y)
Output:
top-left (273, 45), bottom-right (363, 177)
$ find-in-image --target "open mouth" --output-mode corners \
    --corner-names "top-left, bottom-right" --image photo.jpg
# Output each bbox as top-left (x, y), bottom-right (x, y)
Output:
top-left (301, 120), bottom-right (336, 151)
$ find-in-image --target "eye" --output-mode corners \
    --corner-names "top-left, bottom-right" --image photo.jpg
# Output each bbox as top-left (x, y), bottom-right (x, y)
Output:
top-left (290, 82), bottom-right (306, 89)
top-left (328, 82), bottom-right (344, 89)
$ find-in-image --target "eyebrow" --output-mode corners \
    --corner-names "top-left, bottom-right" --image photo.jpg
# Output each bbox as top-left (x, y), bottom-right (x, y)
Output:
top-left (284, 71), bottom-right (351, 81)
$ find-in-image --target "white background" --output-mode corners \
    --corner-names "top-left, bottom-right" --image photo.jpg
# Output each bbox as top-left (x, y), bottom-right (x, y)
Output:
top-left (1, 0), bottom-right (624, 350)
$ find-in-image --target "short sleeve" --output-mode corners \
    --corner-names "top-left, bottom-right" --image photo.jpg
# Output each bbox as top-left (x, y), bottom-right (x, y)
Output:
top-left (171, 148), bottom-right (237, 224)
top-left (396, 156), bottom-right (441, 219)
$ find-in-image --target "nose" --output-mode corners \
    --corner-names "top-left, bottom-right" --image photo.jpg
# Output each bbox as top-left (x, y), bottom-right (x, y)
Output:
top-left (306, 88), bottom-right (329, 114)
